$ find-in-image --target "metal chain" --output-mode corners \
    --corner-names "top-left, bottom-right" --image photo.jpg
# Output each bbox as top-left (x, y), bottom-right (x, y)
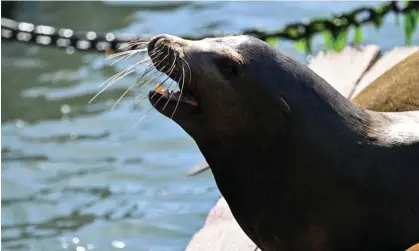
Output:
top-left (1, 0), bottom-right (418, 53)
top-left (1, 17), bottom-right (148, 53)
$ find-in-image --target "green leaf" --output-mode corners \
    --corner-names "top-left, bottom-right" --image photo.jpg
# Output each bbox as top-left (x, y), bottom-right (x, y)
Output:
top-left (373, 16), bottom-right (384, 30)
top-left (403, 11), bottom-right (419, 45)
top-left (354, 26), bottom-right (363, 44)
top-left (286, 27), bottom-right (299, 38)
top-left (295, 39), bottom-right (307, 52)
top-left (322, 30), bottom-right (334, 51)
top-left (305, 36), bottom-right (313, 54)
top-left (368, 8), bottom-right (383, 30)
top-left (333, 28), bottom-right (348, 52)
top-left (266, 37), bottom-right (277, 47)
top-left (395, 14), bottom-right (400, 27)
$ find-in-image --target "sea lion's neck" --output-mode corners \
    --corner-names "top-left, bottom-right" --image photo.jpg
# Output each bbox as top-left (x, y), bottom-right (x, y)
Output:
top-left (271, 56), bottom-right (372, 147)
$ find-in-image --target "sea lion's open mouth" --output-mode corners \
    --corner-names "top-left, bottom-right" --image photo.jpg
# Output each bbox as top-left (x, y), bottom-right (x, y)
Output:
top-left (149, 84), bottom-right (198, 107)
top-left (148, 87), bottom-right (200, 119)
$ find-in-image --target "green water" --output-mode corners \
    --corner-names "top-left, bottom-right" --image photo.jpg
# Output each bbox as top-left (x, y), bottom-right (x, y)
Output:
top-left (2, 1), bottom-right (417, 251)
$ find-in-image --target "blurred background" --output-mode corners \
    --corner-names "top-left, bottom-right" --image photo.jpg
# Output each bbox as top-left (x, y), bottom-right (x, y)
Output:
top-left (1, 1), bottom-right (418, 251)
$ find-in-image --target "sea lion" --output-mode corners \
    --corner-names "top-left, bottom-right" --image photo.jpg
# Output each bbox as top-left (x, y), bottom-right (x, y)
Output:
top-left (146, 34), bottom-right (419, 251)
top-left (187, 50), bottom-right (419, 176)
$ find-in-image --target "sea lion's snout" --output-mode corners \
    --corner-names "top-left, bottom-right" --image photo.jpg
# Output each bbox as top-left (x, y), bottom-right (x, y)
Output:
top-left (147, 34), bottom-right (188, 82)
top-left (146, 34), bottom-right (201, 121)
top-left (148, 34), bottom-right (189, 53)
top-left (147, 35), bottom-right (164, 52)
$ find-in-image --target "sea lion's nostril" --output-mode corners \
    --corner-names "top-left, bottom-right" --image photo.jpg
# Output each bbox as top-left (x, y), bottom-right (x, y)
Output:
top-left (148, 34), bottom-right (172, 52)
top-left (148, 36), bottom-right (162, 52)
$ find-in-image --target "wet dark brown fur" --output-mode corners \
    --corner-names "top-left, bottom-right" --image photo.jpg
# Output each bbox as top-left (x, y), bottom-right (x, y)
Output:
top-left (146, 34), bottom-right (419, 251)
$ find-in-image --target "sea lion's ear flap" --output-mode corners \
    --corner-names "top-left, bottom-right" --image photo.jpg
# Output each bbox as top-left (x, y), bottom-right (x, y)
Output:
top-left (278, 97), bottom-right (291, 117)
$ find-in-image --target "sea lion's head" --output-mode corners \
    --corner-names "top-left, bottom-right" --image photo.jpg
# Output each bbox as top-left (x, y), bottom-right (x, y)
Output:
top-left (147, 34), bottom-right (294, 142)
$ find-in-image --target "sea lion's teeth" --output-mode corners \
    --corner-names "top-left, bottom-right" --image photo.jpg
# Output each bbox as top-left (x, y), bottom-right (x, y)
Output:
top-left (162, 89), bottom-right (169, 97)
top-left (155, 83), bottom-right (164, 93)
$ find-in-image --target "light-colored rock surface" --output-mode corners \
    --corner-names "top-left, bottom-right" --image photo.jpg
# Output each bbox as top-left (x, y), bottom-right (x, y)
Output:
top-left (350, 46), bottom-right (419, 99)
top-left (308, 45), bottom-right (380, 98)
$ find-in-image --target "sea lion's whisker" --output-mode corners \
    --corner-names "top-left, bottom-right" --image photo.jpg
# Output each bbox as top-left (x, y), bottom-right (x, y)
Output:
top-left (102, 62), bottom-right (138, 87)
top-left (147, 44), bottom-right (164, 59)
top-left (111, 74), bottom-right (156, 110)
top-left (99, 56), bottom-right (152, 89)
top-left (129, 38), bottom-right (151, 44)
top-left (130, 66), bottom-right (157, 101)
top-left (89, 59), bottom-right (147, 104)
top-left (162, 52), bottom-right (178, 86)
top-left (161, 81), bottom-right (176, 111)
top-left (115, 60), bottom-right (145, 80)
top-left (156, 55), bottom-right (177, 91)
top-left (180, 57), bottom-right (192, 86)
top-left (109, 51), bottom-right (149, 66)
top-left (171, 65), bottom-right (185, 119)
top-left (124, 49), bottom-right (148, 61)
top-left (138, 65), bottom-right (158, 84)
top-left (112, 70), bottom-right (167, 110)
top-left (126, 40), bottom-right (150, 46)
top-left (161, 84), bottom-right (176, 111)
top-left (106, 47), bottom-right (162, 87)
top-left (131, 105), bottom-right (155, 129)
top-left (134, 69), bottom-right (175, 101)
top-left (151, 54), bottom-right (173, 77)
top-left (106, 40), bottom-right (151, 59)
top-left (135, 72), bottom-right (167, 99)
top-left (151, 47), bottom-right (171, 70)
top-left (135, 65), bottom-right (171, 100)
top-left (134, 63), bottom-right (156, 88)
top-left (107, 48), bottom-right (147, 60)
top-left (120, 41), bottom-right (142, 49)
top-left (113, 83), bottom-right (141, 110)
top-left (161, 56), bottom-right (179, 111)
top-left (137, 46), bottom-right (164, 67)
top-left (118, 40), bottom-right (149, 51)
top-left (134, 66), bottom-right (163, 93)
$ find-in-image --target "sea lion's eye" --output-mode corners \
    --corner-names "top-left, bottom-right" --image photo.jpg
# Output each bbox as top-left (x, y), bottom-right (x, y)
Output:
top-left (216, 57), bottom-right (240, 79)
top-left (221, 63), bottom-right (238, 76)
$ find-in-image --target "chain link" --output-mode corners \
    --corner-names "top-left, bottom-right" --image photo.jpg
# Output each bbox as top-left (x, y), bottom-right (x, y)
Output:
top-left (1, 1), bottom-right (418, 53)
